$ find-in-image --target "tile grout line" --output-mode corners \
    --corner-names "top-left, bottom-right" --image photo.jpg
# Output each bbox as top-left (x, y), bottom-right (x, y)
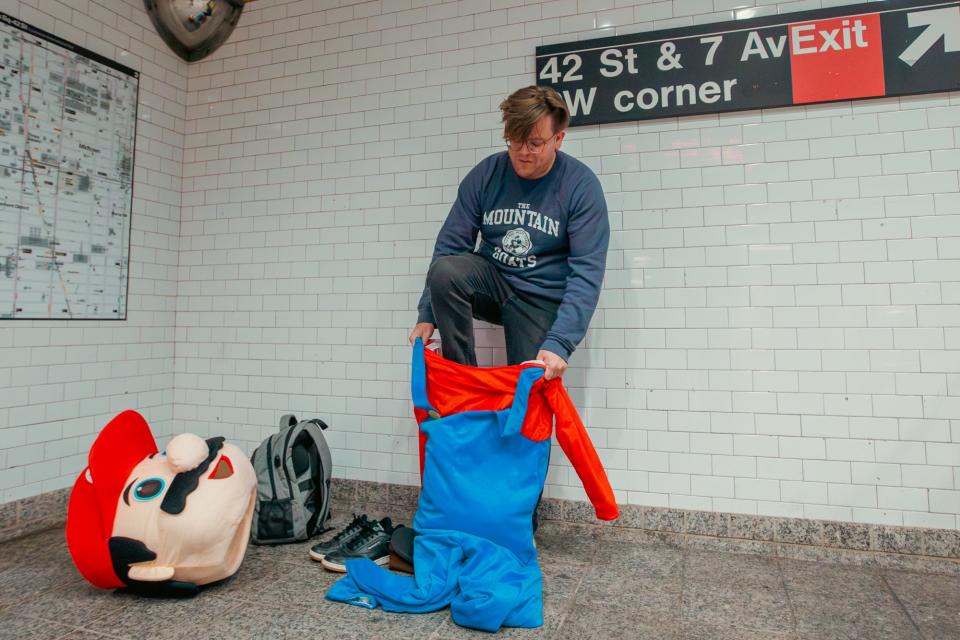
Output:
top-left (880, 572), bottom-right (928, 640)
top-left (677, 537), bottom-right (689, 638)
top-left (774, 556), bottom-right (802, 639)
top-left (543, 529), bottom-right (597, 639)
top-left (54, 628), bottom-right (117, 640)
top-left (62, 619), bottom-right (129, 640)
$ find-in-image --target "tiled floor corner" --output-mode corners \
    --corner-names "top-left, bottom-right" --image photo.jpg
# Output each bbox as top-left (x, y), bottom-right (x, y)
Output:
top-left (0, 508), bottom-right (957, 639)
top-left (0, 488), bottom-right (70, 545)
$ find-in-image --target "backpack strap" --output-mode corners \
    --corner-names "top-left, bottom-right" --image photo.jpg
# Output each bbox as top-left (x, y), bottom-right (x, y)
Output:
top-left (279, 414), bottom-right (298, 430)
top-left (500, 366), bottom-right (545, 437)
top-left (411, 338), bottom-right (441, 420)
top-left (304, 418), bottom-right (328, 430)
top-left (292, 419), bottom-right (333, 534)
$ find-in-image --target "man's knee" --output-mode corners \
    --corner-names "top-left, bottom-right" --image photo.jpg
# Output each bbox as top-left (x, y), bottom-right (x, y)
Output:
top-left (427, 255), bottom-right (468, 293)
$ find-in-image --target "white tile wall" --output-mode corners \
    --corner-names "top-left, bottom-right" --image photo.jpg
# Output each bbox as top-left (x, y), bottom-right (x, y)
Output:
top-left (0, 0), bottom-right (185, 501)
top-left (3, 0), bottom-right (959, 530)
top-left (170, 0), bottom-right (959, 529)
top-left (174, 0), bottom-right (960, 527)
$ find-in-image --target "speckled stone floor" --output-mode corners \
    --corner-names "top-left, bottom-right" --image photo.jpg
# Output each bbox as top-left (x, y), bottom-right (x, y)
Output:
top-left (1, 511), bottom-right (957, 640)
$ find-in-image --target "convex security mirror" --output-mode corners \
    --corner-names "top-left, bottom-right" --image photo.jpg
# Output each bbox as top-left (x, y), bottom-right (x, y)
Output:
top-left (143, 0), bottom-right (252, 62)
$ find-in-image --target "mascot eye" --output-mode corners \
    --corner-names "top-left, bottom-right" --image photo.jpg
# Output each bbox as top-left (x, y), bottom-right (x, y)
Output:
top-left (134, 478), bottom-right (165, 501)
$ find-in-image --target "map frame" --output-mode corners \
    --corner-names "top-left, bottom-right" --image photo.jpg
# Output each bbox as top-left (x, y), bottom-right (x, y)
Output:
top-left (0, 11), bottom-right (139, 321)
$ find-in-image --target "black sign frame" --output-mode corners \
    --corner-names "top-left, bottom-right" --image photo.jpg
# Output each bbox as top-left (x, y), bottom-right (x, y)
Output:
top-left (535, 0), bottom-right (960, 126)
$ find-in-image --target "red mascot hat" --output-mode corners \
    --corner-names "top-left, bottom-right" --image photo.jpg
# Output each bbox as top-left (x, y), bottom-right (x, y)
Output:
top-left (65, 410), bottom-right (158, 588)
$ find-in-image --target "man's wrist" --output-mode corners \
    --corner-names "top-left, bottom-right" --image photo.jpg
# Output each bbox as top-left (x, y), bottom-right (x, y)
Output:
top-left (539, 338), bottom-right (571, 361)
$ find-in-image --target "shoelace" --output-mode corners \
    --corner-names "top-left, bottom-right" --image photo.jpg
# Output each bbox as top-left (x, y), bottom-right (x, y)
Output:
top-left (329, 514), bottom-right (369, 544)
top-left (346, 522), bottom-right (385, 550)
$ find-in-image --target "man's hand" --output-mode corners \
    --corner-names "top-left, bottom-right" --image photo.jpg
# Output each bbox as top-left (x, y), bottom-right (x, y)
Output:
top-left (535, 349), bottom-right (567, 380)
top-left (409, 322), bottom-right (435, 345)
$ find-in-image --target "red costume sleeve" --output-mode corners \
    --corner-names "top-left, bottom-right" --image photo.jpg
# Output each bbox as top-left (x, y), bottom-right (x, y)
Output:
top-left (543, 381), bottom-right (620, 521)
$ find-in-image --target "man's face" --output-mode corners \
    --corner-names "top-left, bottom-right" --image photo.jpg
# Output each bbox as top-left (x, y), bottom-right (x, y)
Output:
top-left (506, 114), bottom-right (565, 180)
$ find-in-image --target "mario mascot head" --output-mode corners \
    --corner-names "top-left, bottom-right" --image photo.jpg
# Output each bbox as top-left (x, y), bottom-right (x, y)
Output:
top-left (66, 410), bottom-right (257, 597)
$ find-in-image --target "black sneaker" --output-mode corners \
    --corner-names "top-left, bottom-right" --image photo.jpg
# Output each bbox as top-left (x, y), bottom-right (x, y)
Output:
top-left (321, 518), bottom-right (396, 573)
top-left (309, 514), bottom-right (371, 562)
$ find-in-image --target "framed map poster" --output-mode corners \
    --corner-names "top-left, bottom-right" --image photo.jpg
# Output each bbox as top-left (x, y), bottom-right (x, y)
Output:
top-left (0, 12), bottom-right (138, 320)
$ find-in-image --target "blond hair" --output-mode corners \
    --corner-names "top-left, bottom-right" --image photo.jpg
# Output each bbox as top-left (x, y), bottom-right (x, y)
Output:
top-left (499, 86), bottom-right (570, 143)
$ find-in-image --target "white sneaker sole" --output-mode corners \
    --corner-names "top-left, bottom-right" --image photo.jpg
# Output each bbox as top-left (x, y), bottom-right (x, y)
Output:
top-left (308, 548), bottom-right (328, 562)
top-left (321, 554), bottom-right (390, 573)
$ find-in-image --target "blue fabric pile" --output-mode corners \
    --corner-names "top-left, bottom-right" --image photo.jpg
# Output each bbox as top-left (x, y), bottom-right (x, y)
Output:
top-left (326, 529), bottom-right (543, 631)
top-left (326, 345), bottom-right (547, 632)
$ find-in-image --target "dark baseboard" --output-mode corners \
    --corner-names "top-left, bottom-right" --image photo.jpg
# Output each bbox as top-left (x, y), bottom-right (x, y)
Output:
top-left (0, 488), bottom-right (70, 544)
top-left (3, 479), bottom-right (957, 577)
top-left (330, 477), bottom-right (960, 575)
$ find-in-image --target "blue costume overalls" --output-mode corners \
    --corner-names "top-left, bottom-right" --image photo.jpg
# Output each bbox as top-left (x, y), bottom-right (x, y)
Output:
top-left (326, 340), bottom-right (549, 631)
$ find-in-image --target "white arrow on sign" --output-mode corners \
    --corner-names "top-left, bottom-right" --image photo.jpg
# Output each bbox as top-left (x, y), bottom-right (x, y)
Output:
top-left (899, 6), bottom-right (960, 66)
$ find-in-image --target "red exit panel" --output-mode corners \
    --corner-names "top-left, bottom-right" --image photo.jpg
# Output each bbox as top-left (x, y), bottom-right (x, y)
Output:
top-left (789, 13), bottom-right (885, 104)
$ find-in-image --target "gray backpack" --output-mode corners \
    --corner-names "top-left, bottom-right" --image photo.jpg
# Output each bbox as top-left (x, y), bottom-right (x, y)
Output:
top-left (250, 414), bottom-right (332, 545)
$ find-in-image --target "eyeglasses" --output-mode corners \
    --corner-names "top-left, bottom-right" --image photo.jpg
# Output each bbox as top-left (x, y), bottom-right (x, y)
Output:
top-left (504, 133), bottom-right (557, 154)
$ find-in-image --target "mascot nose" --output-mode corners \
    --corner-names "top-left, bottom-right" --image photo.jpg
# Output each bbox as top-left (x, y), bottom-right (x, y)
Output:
top-left (160, 437), bottom-right (224, 515)
top-left (166, 433), bottom-right (209, 472)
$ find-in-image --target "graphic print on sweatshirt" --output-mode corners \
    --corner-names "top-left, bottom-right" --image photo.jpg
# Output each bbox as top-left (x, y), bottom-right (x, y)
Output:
top-left (483, 203), bottom-right (563, 269)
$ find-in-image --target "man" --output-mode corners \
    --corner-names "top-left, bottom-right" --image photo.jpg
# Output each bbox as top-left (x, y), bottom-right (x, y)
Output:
top-left (409, 85), bottom-right (609, 378)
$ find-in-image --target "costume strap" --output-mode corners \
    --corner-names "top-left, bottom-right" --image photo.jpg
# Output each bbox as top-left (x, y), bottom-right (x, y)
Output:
top-left (411, 338), bottom-right (440, 419)
top-left (501, 366), bottom-right (545, 437)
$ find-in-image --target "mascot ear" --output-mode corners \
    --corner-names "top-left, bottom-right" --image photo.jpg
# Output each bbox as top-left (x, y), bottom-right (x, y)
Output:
top-left (127, 564), bottom-right (175, 582)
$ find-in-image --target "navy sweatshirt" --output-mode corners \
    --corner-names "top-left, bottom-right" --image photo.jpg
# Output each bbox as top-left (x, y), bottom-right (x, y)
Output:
top-left (417, 150), bottom-right (609, 360)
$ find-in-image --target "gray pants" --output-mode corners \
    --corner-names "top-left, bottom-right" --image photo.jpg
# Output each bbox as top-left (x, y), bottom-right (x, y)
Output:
top-left (426, 253), bottom-right (560, 366)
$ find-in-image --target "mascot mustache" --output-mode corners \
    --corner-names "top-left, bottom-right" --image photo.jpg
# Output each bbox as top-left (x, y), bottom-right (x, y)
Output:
top-left (160, 437), bottom-right (225, 514)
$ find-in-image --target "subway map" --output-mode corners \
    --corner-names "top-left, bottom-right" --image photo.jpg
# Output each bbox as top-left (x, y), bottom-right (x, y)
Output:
top-left (0, 12), bottom-right (138, 319)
